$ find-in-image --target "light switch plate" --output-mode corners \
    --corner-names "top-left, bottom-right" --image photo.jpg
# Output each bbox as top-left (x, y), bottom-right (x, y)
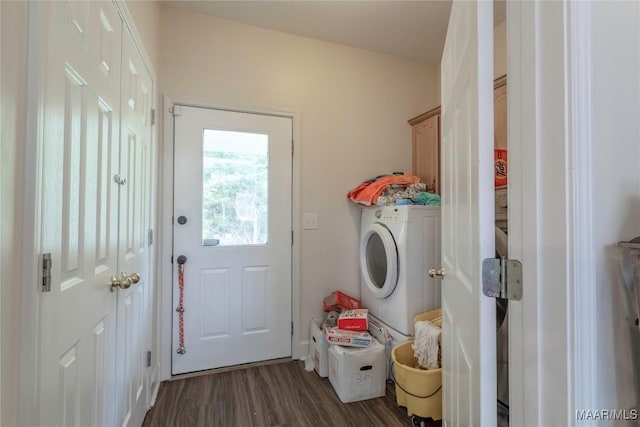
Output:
top-left (303, 213), bottom-right (319, 230)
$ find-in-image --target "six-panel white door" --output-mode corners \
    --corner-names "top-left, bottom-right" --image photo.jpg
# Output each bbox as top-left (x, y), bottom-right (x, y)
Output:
top-left (38, 1), bottom-right (122, 425)
top-left (38, 1), bottom-right (153, 426)
top-left (440, 0), bottom-right (496, 425)
top-left (172, 106), bottom-right (293, 375)
top-left (115, 25), bottom-right (154, 427)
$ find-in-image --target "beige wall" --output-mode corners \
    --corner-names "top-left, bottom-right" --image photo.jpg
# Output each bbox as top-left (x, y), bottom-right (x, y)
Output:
top-left (1, 2), bottom-right (27, 425)
top-left (158, 6), bottom-right (439, 349)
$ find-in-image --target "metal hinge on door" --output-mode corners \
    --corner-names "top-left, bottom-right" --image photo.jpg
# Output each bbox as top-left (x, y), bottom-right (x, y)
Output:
top-left (42, 253), bottom-right (52, 292)
top-left (146, 351), bottom-right (152, 367)
top-left (151, 109), bottom-right (156, 125)
top-left (482, 258), bottom-right (522, 300)
top-left (148, 228), bottom-right (153, 246)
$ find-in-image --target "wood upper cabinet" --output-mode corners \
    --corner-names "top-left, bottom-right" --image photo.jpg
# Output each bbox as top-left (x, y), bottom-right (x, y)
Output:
top-left (409, 75), bottom-right (507, 195)
top-left (409, 106), bottom-right (441, 194)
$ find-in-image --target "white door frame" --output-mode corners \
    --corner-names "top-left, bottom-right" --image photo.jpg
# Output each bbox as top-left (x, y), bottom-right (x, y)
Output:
top-left (508, 1), bottom-right (595, 425)
top-left (159, 96), bottom-right (302, 381)
top-left (16, 1), bottom-right (157, 425)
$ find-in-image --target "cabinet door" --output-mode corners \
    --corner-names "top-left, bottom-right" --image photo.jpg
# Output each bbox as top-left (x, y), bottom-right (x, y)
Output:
top-left (412, 113), bottom-right (440, 193)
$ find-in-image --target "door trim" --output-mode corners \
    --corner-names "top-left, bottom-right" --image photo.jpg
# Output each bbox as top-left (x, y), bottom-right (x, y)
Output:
top-left (508, 1), bottom-right (594, 424)
top-left (160, 96), bottom-right (302, 381)
top-left (17, 3), bottom-right (44, 425)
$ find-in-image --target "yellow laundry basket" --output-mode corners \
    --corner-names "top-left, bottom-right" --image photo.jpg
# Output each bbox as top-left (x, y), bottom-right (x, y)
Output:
top-left (392, 309), bottom-right (442, 421)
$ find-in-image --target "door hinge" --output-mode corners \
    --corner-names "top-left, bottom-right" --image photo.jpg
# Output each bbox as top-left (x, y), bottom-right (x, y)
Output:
top-left (170, 105), bottom-right (182, 116)
top-left (148, 228), bottom-right (153, 246)
top-left (291, 140), bottom-right (294, 156)
top-left (42, 253), bottom-right (52, 292)
top-left (171, 255), bottom-right (174, 264)
top-left (291, 322), bottom-right (294, 336)
top-left (291, 230), bottom-right (294, 245)
top-left (482, 258), bottom-right (522, 300)
top-left (150, 109), bottom-right (156, 125)
top-left (146, 351), bottom-right (152, 367)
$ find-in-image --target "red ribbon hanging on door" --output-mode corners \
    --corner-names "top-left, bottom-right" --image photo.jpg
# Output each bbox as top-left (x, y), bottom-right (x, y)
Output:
top-left (176, 262), bottom-right (186, 354)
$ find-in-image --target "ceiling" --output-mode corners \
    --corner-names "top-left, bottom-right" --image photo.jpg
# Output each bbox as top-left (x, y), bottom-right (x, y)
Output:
top-left (162, 1), bottom-right (506, 64)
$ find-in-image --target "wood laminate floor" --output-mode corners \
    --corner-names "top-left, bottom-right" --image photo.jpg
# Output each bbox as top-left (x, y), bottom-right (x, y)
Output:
top-left (143, 360), bottom-right (442, 427)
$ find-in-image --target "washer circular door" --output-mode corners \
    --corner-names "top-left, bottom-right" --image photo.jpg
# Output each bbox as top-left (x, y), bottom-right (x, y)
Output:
top-left (360, 223), bottom-right (399, 298)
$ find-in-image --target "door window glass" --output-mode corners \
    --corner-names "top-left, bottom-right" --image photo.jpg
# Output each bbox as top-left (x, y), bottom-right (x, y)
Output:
top-left (366, 233), bottom-right (388, 288)
top-left (202, 129), bottom-right (269, 246)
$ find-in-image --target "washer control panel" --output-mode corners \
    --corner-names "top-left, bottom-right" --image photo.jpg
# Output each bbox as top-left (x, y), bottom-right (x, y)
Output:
top-left (375, 207), bottom-right (406, 223)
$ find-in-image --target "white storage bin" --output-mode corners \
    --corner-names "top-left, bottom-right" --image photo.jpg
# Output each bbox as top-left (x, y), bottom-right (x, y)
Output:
top-left (310, 318), bottom-right (329, 377)
top-left (328, 339), bottom-right (386, 403)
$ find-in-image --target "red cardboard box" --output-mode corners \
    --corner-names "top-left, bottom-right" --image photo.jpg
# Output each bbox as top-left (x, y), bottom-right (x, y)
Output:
top-left (494, 149), bottom-right (508, 187)
top-left (337, 309), bottom-right (369, 331)
top-left (323, 291), bottom-right (362, 312)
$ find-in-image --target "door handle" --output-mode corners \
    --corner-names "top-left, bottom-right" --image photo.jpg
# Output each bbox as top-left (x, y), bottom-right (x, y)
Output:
top-left (110, 274), bottom-right (131, 292)
top-left (429, 268), bottom-right (446, 278)
top-left (109, 272), bottom-right (140, 292)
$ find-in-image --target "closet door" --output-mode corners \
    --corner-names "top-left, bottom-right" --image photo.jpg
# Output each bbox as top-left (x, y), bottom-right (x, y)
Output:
top-left (114, 26), bottom-right (154, 427)
top-left (38, 1), bottom-right (122, 425)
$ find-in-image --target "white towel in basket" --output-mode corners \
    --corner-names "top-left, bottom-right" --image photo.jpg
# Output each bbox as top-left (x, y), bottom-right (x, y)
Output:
top-left (413, 320), bottom-right (441, 369)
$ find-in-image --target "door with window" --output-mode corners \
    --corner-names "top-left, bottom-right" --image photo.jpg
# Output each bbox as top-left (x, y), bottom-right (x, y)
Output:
top-left (172, 106), bottom-right (292, 375)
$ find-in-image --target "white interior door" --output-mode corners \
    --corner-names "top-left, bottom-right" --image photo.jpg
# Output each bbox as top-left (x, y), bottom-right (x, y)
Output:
top-left (172, 106), bottom-right (292, 375)
top-left (38, 2), bottom-right (122, 425)
top-left (440, 1), bottom-right (496, 425)
top-left (115, 27), bottom-right (153, 427)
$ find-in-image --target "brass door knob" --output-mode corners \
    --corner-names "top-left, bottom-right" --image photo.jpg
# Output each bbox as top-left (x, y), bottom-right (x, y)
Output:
top-left (428, 268), bottom-right (446, 278)
top-left (109, 272), bottom-right (140, 291)
top-left (110, 274), bottom-right (130, 291)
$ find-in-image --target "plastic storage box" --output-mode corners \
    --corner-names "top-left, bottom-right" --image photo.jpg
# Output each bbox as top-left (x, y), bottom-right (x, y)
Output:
top-left (328, 339), bottom-right (386, 403)
top-left (392, 309), bottom-right (442, 420)
top-left (310, 318), bottom-right (329, 377)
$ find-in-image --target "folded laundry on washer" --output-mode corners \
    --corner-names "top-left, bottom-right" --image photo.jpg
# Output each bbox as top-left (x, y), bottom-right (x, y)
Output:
top-left (411, 192), bottom-right (441, 206)
top-left (347, 174), bottom-right (420, 206)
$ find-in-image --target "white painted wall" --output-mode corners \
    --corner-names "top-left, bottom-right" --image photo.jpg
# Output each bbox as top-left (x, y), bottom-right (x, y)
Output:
top-left (0, 2), bottom-right (27, 425)
top-left (589, 1), bottom-right (640, 422)
top-left (158, 6), bottom-right (439, 352)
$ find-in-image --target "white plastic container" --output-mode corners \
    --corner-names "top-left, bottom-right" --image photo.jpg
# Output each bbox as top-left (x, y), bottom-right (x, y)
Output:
top-left (310, 318), bottom-right (329, 377)
top-left (328, 339), bottom-right (386, 403)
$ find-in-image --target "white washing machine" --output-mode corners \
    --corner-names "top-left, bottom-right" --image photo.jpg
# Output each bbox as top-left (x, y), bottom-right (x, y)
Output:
top-left (360, 205), bottom-right (441, 337)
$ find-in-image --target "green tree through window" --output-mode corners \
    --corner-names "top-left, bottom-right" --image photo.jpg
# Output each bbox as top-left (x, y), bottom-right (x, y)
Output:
top-left (202, 130), bottom-right (268, 246)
